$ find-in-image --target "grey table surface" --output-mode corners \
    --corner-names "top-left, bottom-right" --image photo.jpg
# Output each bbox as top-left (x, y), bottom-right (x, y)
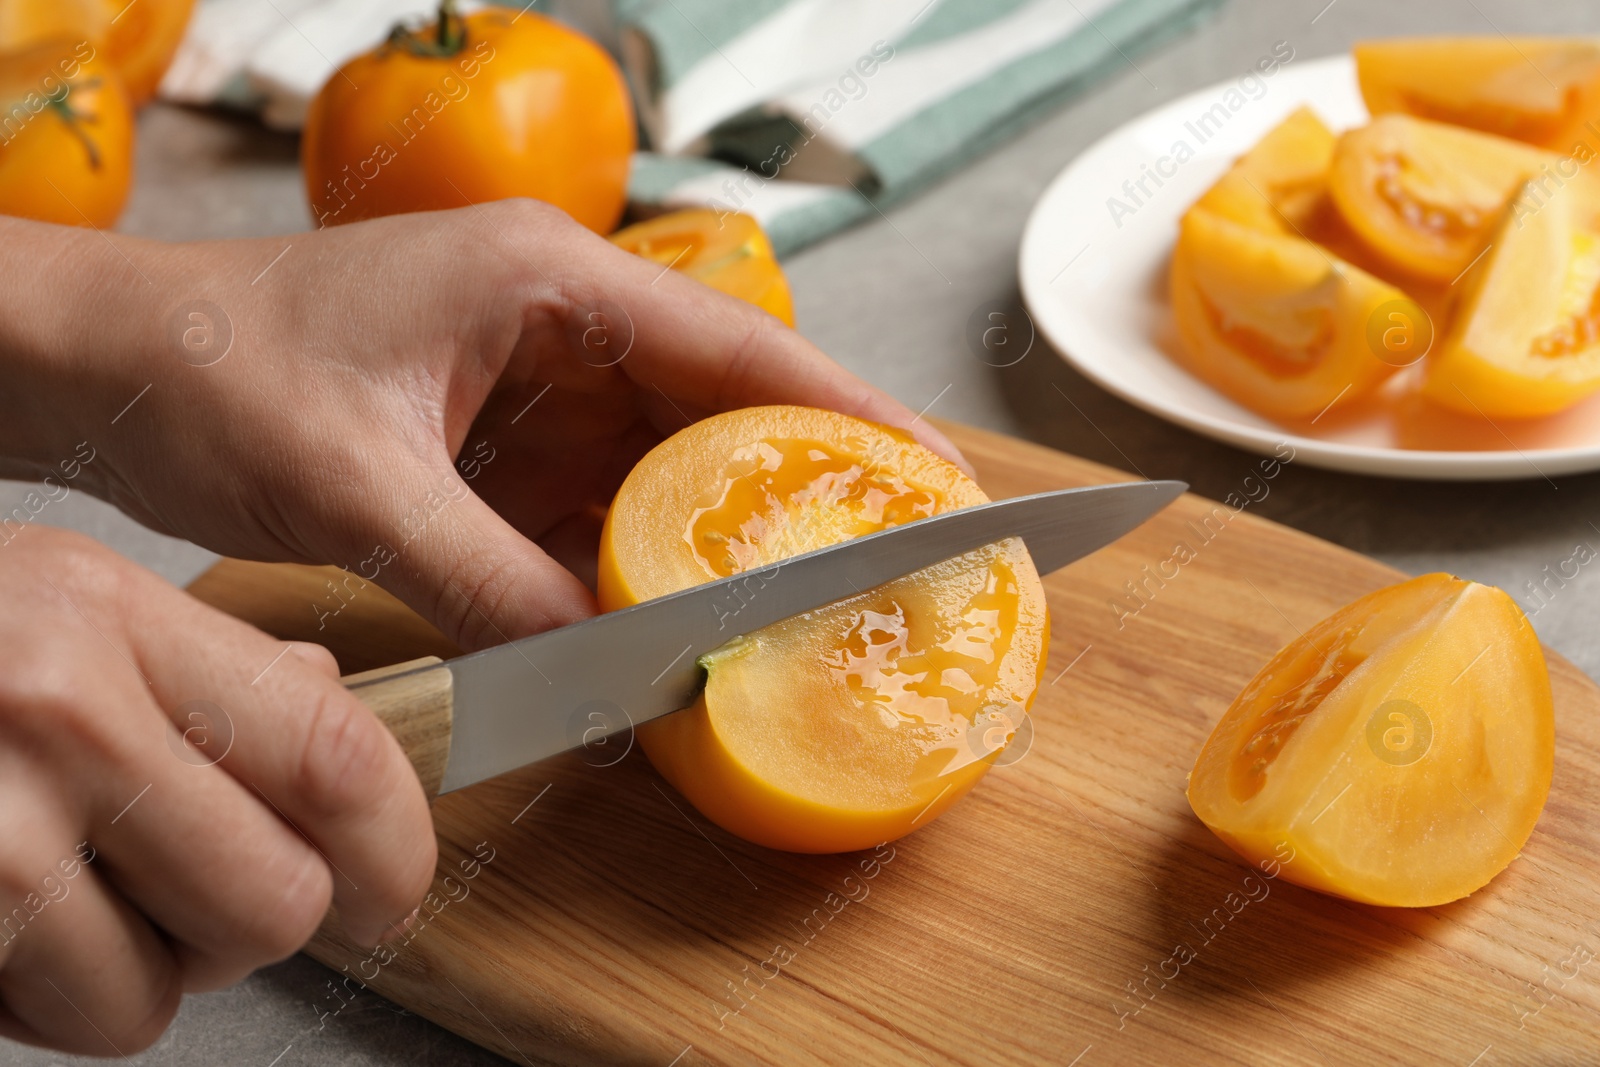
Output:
top-left (5, 0), bottom-right (1598, 1064)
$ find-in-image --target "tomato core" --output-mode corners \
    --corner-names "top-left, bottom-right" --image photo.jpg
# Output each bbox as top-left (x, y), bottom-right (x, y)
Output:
top-left (686, 437), bottom-right (941, 578)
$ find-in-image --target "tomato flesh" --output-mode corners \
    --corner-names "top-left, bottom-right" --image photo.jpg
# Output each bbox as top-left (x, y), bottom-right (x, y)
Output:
top-left (1422, 178), bottom-right (1600, 417)
top-left (610, 210), bottom-right (795, 326)
top-left (1357, 38), bottom-right (1600, 151)
top-left (1193, 106), bottom-right (1337, 235)
top-left (598, 406), bottom-right (1049, 853)
top-left (1170, 207), bottom-right (1418, 419)
top-left (1328, 114), bottom-right (1554, 282)
top-left (1188, 573), bottom-right (1554, 907)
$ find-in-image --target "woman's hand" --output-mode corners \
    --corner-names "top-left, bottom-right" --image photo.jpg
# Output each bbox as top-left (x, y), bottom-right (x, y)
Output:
top-left (0, 202), bottom-right (968, 650)
top-left (0, 527), bottom-right (434, 1054)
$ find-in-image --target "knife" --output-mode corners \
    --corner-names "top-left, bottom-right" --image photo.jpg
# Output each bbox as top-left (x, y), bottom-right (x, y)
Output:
top-left (344, 479), bottom-right (1186, 798)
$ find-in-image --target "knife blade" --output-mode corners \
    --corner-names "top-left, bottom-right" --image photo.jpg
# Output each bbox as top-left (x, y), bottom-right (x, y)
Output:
top-left (353, 479), bottom-right (1184, 794)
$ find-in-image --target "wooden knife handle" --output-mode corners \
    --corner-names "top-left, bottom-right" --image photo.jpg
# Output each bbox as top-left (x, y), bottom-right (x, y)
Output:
top-left (342, 656), bottom-right (455, 802)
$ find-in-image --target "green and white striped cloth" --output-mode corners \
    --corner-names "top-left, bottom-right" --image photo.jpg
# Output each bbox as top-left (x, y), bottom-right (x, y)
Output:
top-left (160, 0), bottom-right (1222, 253)
top-left (619, 0), bottom-right (1224, 254)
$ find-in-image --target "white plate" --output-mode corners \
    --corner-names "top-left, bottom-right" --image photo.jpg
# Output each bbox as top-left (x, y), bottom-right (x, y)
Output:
top-left (1018, 54), bottom-right (1600, 481)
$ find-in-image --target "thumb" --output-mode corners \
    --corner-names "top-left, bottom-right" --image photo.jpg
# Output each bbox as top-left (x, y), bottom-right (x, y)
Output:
top-left (362, 461), bottom-right (598, 651)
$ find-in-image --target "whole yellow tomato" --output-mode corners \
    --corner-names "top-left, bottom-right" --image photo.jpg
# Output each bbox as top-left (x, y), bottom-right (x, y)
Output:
top-left (0, 38), bottom-right (134, 228)
top-left (0, 0), bottom-right (195, 107)
top-left (302, 3), bottom-right (635, 232)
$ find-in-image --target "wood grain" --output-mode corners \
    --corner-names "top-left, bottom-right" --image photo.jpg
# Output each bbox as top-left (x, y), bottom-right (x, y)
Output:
top-left (343, 657), bottom-right (454, 802)
top-left (187, 422), bottom-right (1600, 1066)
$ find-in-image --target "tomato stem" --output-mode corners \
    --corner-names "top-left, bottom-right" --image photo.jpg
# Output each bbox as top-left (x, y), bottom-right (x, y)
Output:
top-left (384, 0), bottom-right (467, 58)
top-left (43, 78), bottom-right (103, 172)
top-left (437, 0), bottom-right (464, 52)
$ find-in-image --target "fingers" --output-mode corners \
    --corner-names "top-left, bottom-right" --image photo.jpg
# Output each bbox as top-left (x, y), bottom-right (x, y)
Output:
top-left (491, 202), bottom-right (975, 475)
top-left (0, 758), bottom-right (178, 1055)
top-left (601, 258), bottom-right (975, 473)
top-left (8, 535), bottom-right (434, 985)
top-left (17, 635), bottom-right (336, 994)
top-left (354, 449), bottom-right (599, 648)
top-left (127, 595), bottom-right (437, 956)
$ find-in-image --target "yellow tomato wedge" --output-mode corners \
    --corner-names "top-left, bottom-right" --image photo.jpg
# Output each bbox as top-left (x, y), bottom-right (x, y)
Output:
top-left (1188, 573), bottom-right (1554, 908)
top-left (1170, 207), bottom-right (1424, 419)
top-left (1194, 106), bottom-right (1338, 234)
top-left (598, 406), bottom-right (1049, 853)
top-left (1328, 114), bottom-right (1555, 283)
top-left (609, 209), bottom-right (795, 326)
top-left (1356, 37), bottom-right (1600, 151)
top-left (1422, 178), bottom-right (1600, 417)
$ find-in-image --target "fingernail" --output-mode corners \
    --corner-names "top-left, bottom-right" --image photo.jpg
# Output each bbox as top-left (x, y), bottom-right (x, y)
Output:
top-left (375, 906), bottom-right (422, 947)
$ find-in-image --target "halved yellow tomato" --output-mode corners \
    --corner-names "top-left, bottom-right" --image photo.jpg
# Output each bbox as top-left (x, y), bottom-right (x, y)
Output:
top-left (1328, 114), bottom-right (1555, 283)
top-left (609, 209), bottom-right (795, 326)
top-left (1357, 37), bottom-right (1600, 151)
top-left (1188, 573), bottom-right (1553, 908)
top-left (1170, 207), bottom-right (1424, 419)
top-left (1194, 106), bottom-right (1338, 234)
top-left (0, 0), bottom-right (195, 107)
top-left (1421, 178), bottom-right (1600, 417)
top-left (598, 406), bottom-right (1049, 853)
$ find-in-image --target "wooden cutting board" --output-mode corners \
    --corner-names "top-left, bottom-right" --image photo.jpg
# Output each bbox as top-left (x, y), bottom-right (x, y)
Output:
top-left (187, 422), bottom-right (1600, 1066)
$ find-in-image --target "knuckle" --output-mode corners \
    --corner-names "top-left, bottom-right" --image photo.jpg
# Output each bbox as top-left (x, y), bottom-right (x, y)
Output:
top-left (285, 641), bottom-right (341, 679)
top-left (0, 659), bottom-right (124, 766)
top-left (435, 554), bottom-right (516, 652)
top-left (491, 195), bottom-right (574, 234)
top-left (0, 642), bottom-right (68, 708)
top-left (293, 686), bottom-right (393, 819)
top-left (485, 199), bottom-right (589, 300)
top-left (37, 525), bottom-right (118, 577)
top-left (16, 527), bottom-right (128, 605)
top-left (18, 522), bottom-right (100, 559)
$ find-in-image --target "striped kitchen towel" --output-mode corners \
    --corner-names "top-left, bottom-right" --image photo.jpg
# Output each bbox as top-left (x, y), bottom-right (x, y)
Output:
top-left (160, 0), bottom-right (1223, 253)
top-left (617, 0), bottom-right (1224, 253)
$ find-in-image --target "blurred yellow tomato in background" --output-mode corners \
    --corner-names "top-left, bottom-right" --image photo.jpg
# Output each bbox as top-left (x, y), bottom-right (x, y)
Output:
top-left (302, 3), bottom-right (635, 232)
top-left (0, 38), bottom-right (134, 228)
top-left (0, 0), bottom-right (195, 106)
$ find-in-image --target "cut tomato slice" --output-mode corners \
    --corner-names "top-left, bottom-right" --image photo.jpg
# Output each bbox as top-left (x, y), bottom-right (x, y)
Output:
top-left (1422, 178), bottom-right (1600, 417)
top-left (609, 209), bottom-right (795, 326)
top-left (1194, 106), bottom-right (1338, 234)
top-left (1188, 573), bottom-right (1554, 908)
top-left (1357, 37), bottom-right (1600, 151)
top-left (1329, 114), bottom-right (1556, 283)
top-left (598, 406), bottom-right (1049, 853)
top-left (1170, 207), bottom-right (1423, 419)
